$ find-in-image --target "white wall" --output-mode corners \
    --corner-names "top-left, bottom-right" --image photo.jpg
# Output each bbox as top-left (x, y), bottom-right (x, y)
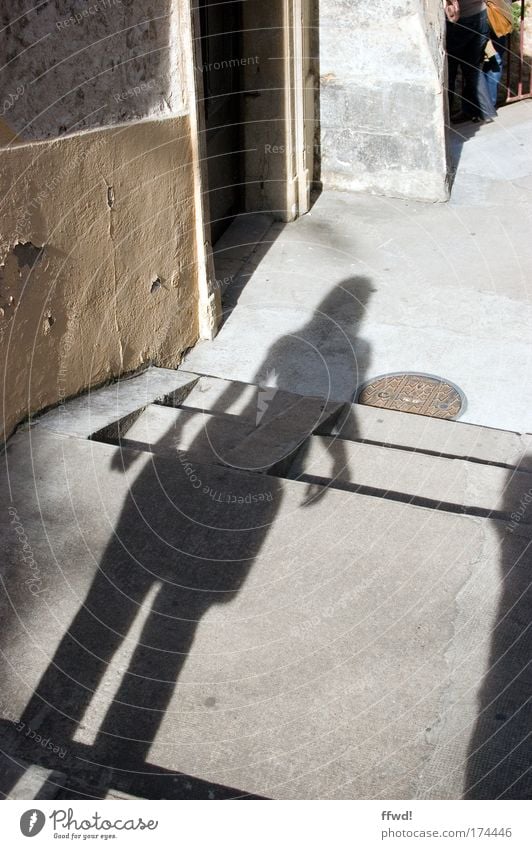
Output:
top-left (318, 0), bottom-right (449, 202)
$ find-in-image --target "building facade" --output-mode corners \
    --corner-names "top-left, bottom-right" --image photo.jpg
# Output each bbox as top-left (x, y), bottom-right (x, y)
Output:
top-left (0, 1), bottom-right (448, 442)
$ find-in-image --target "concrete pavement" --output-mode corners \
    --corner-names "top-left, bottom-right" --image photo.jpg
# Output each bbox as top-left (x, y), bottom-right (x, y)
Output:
top-left (185, 101), bottom-right (532, 433)
top-left (1, 104), bottom-right (531, 801)
top-left (0, 369), bottom-right (530, 800)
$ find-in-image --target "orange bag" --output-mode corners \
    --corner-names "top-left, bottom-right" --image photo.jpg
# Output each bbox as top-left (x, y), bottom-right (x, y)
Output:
top-left (486, 0), bottom-right (514, 37)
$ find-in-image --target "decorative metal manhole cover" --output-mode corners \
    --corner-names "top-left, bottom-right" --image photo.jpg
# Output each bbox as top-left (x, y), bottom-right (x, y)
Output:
top-left (356, 372), bottom-right (466, 420)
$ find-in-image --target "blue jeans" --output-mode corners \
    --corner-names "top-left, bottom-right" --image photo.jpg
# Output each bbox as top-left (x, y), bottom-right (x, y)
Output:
top-left (483, 35), bottom-right (508, 108)
top-left (447, 11), bottom-right (497, 120)
top-left (484, 50), bottom-right (503, 108)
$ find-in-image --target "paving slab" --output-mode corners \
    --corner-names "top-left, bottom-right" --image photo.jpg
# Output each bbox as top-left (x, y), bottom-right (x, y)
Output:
top-left (34, 367), bottom-right (199, 439)
top-left (324, 404), bottom-right (532, 472)
top-left (289, 435), bottom-right (532, 517)
top-left (119, 391), bottom-right (342, 473)
top-left (212, 212), bottom-right (275, 295)
top-left (184, 301), bottom-right (369, 404)
top-left (0, 428), bottom-right (529, 799)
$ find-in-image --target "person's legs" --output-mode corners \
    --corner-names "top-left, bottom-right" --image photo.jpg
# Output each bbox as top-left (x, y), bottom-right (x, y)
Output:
top-left (484, 50), bottom-right (503, 109)
top-left (484, 34), bottom-right (508, 108)
top-left (446, 19), bottom-right (469, 114)
top-left (461, 11), bottom-right (497, 120)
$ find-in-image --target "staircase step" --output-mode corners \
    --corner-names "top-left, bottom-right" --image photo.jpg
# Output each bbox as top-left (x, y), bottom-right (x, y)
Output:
top-left (35, 367), bottom-right (199, 440)
top-left (289, 435), bottom-right (532, 518)
top-left (324, 403), bottom-right (532, 471)
top-left (219, 393), bottom-right (343, 473)
top-left (179, 373), bottom-right (340, 427)
top-left (119, 393), bottom-right (343, 473)
top-left (118, 404), bottom-right (257, 465)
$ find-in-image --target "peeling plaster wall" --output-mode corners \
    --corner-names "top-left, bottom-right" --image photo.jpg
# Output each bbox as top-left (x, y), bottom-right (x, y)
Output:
top-left (0, 118), bottom-right (198, 442)
top-left (319, 0), bottom-right (449, 202)
top-left (0, 2), bottom-right (200, 442)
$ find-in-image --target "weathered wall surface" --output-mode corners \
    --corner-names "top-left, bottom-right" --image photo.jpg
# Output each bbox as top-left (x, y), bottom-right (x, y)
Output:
top-left (240, 1), bottom-right (294, 220)
top-left (0, 2), bottom-right (200, 442)
top-left (0, 0), bottom-right (184, 141)
top-left (0, 118), bottom-right (198, 442)
top-left (319, 0), bottom-right (449, 202)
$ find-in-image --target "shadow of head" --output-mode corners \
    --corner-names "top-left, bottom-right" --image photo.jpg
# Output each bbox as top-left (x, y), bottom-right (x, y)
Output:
top-left (311, 276), bottom-right (376, 327)
top-left (259, 275), bottom-right (375, 403)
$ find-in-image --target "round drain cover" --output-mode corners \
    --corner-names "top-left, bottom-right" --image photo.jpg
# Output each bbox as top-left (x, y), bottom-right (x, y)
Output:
top-left (356, 372), bottom-right (466, 420)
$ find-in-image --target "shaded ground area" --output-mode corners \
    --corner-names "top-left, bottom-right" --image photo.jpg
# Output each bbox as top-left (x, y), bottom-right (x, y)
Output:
top-left (0, 362), bottom-right (530, 799)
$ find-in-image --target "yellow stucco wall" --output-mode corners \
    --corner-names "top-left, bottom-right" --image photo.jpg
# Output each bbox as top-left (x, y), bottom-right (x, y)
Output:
top-left (0, 116), bottom-right (199, 442)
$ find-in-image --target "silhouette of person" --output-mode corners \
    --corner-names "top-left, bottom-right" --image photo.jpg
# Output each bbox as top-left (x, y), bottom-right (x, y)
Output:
top-left (464, 462), bottom-right (532, 799)
top-left (7, 278), bottom-right (373, 793)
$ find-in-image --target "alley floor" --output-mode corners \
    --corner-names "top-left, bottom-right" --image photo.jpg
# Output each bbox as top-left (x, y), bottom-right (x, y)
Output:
top-left (186, 100), bottom-right (532, 434)
top-left (0, 103), bottom-right (530, 803)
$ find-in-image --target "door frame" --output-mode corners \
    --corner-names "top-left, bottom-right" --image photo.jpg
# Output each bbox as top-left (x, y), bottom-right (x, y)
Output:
top-left (188, 0), bottom-right (312, 338)
top-left (291, 0), bottom-right (313, 217)
top-left (184, 0), bottom-right (220, 340)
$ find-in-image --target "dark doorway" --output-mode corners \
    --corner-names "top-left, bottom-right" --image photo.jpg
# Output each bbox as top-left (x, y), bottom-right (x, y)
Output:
top-left (198, 0), bottom-right (245, 245)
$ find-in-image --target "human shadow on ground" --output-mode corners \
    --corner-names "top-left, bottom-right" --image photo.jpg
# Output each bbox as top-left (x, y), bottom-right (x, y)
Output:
top-left (464, 462), bottom-right (532, 799)
top-left (0, 277), bottom-right (373, 799)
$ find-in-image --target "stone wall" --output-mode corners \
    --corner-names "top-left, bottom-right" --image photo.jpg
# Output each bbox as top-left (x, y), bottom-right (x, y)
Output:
top-left (0, 1), bottom-right (200, 442)
top-left (0, 0), bottom-right (184, 142)
top-left (318, 0), bottom-right (449, 202)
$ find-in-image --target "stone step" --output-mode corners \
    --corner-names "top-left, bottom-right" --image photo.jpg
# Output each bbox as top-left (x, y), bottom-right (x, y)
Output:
top-left (119, 392), bottom-right (342, 473)
top-left (0, 758), bottom-right (66, 800)
top-left (288, 435), bottom-right (532, 518)
top-left (324, 403), bottom-right (532, 472)
top-left (1, 428), bottom-right (529, 800)
top-left (117, 404), bottom-right (257, 465)
top-left (181, 375), bottom-right (532, 473)
top-left (178, 373), bottom-right (341, 427)
top-left (34, 366), bottom-right (200, 440)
